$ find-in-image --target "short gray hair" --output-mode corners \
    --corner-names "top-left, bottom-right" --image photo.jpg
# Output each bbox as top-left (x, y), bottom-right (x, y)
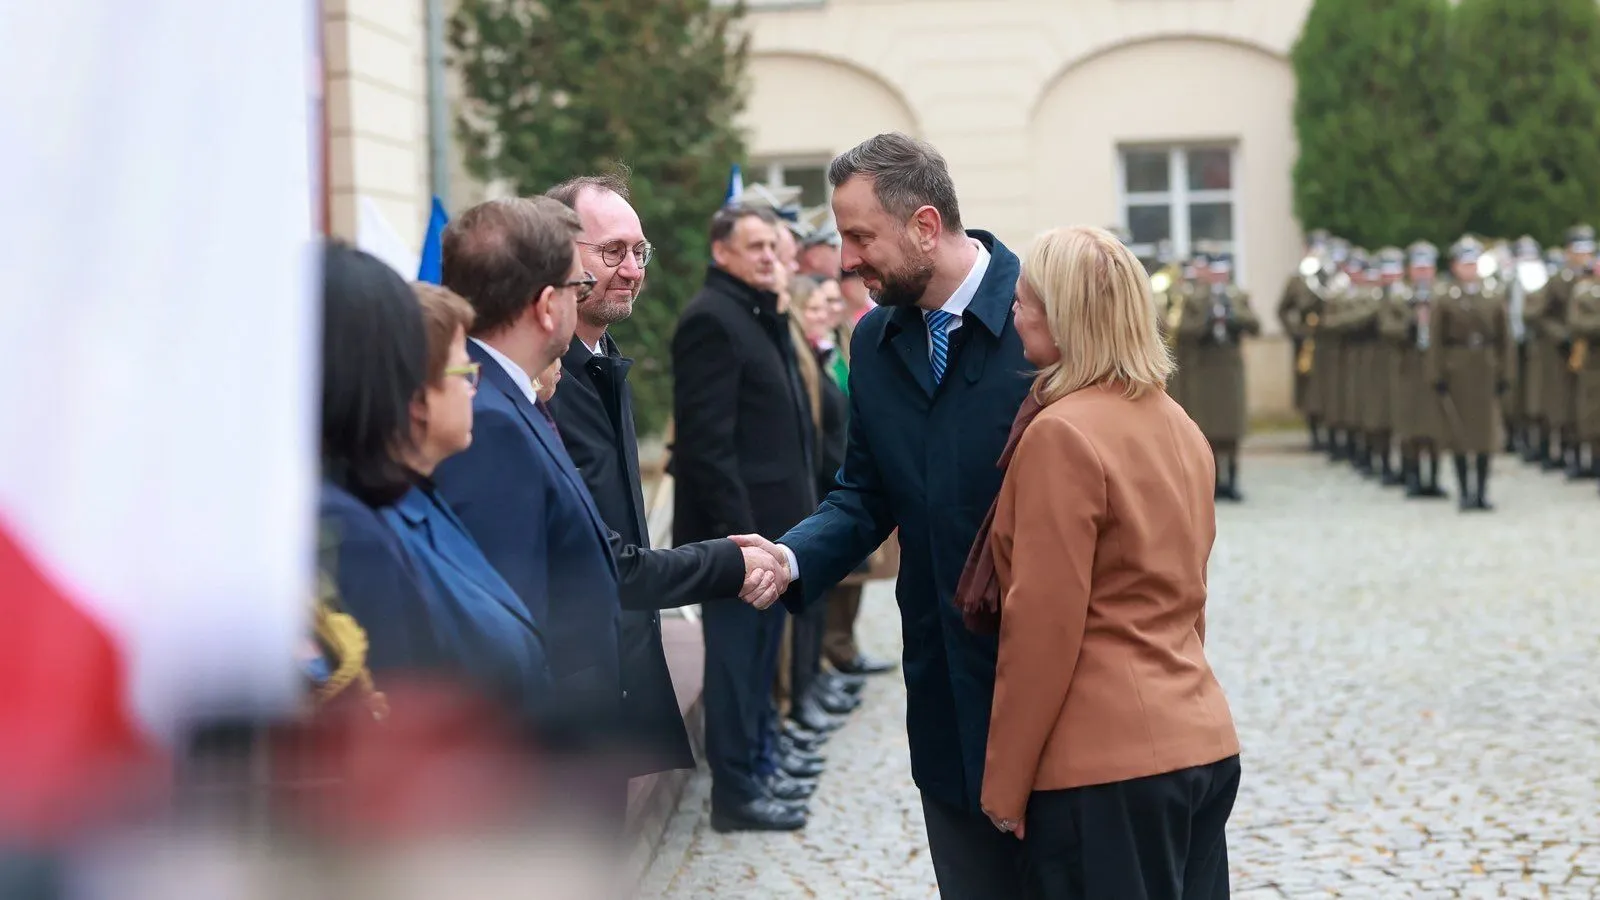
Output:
top-left (828, 133), bottom-right (963, 234)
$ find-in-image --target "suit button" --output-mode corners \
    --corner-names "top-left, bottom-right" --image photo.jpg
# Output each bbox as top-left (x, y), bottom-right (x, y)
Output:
top-left (621, 690), bottom-right (629, 700)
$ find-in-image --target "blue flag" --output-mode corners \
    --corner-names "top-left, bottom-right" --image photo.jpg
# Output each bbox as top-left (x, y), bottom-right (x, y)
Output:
top-left (417, 196), bottom-right (448, 284)
top-left (724, 163), bottom-right (744, 206)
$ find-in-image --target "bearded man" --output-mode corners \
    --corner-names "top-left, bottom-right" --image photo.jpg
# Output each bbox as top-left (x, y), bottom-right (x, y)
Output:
top-left (737, 133), bottom-right (1033, 898)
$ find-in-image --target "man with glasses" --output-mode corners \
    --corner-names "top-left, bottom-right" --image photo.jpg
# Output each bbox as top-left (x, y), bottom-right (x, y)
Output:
top-left (543, 175), bottom-right (788, 796)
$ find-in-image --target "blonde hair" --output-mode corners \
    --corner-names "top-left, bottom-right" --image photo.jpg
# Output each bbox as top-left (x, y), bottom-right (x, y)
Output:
top-left (1023, 226), bottom-right (1174, 404)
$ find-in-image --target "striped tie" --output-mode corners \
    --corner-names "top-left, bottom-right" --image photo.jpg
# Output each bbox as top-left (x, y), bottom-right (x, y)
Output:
top-left (926, 309), bottom-right (955, 383)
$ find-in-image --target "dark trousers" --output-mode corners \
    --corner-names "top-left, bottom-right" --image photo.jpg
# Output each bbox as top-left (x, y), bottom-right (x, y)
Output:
top-left (1021, 755), bottom-right (1241, 900)
top-left (822, 583), bottom-right (864, 666)
top-left (921, 792), bottom-right (1027, 900)
top-left (702, 599), bottom-right (786, 806)
top-left (789, 586), bottom-right (828, 703)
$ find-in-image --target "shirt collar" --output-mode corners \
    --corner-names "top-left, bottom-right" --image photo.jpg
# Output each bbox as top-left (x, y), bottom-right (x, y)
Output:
top-left (928, 240), bottom-right (990, 321)
top-left (470, 337), bottom-right (539, 407)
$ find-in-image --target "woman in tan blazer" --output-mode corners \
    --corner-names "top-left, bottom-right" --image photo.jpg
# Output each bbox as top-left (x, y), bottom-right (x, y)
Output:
top-left (963, 226), bottom-right (1240, 899)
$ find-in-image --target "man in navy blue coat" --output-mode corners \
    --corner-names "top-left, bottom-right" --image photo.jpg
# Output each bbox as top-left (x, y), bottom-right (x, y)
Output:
top-left (744, 134), bottom-right (1033, 898)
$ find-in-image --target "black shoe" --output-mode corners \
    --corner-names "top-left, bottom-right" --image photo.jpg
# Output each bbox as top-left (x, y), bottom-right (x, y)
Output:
top-left (777, 749), bottom-right (825, 779)
top-left (765, 773), bottom-right (816, 802)
top-left (819, 670), bottom-right (867, 694)
top-left (789, 695), bottom-right (844, 734)
top-left (1475, 495), bottom-right (1495, 511)
top-left (781, 720), bottom-right (828, 749)
top-left (813, 687), bottom-right (861, 716)
top-left (1217, 485), bottom-right (1244, 503)
top-left (1542, 456), bottom-right (1566, 472)
top-left (1381, 470), bottom-right (1406, 487)
top-left (834, 654), bottom-right (896, 676)
top-left (1458, 493), bottom-right (1475, 512)
top-left (776, 740), bottom-right (825, 767)
top-left (711, 797), bottom-right (807, 833)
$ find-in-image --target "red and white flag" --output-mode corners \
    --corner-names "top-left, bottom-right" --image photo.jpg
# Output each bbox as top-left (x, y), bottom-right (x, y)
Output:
top-left (0, 3), bottom-right (317, 836)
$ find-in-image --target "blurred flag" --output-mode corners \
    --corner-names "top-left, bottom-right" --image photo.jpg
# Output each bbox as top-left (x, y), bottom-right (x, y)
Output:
top-left (724, 162), bottom-right (744, 206)
top-left (417, 196), bottom-right (448, 284)
top-left (0, 1), bottom-right (316, 836)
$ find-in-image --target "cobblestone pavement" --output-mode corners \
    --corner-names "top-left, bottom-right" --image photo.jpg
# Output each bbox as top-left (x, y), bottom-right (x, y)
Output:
top-left (640, 448), bottom-right (1600, 899)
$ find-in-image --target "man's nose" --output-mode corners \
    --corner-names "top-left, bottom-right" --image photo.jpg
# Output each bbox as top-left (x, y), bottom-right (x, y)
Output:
top-left (617, 253), bottom-right (643, 281)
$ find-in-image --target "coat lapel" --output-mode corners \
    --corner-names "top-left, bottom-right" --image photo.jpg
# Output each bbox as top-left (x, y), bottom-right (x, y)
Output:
top-left (397, 488), bottom-right (542, 636)
top-left (885, 306), bottom-right (937, 398)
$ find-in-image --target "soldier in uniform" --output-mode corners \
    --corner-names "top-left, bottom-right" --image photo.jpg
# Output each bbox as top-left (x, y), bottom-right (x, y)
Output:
top-left (1394, 242), bottom-right (1449, 498)
top-left (1500, 236), bottom-right (1544, 458)
top-left (1558, 225), bottom-right (1597, 478)
top-left (1523, 248), bottom-right (1564, 465)
top-left (1324, 251), bottom-right (1382, 476)
top-left (1280, 230), bottom-right (1330, 450)
top-left (1367, 247), bottom-right (1408, 485)
top-left (1175, 247), bottom-right (1260, 500)
top-left (1533, 225), bottom-right (1593, 475)
top-left (1429, 236), bottom-right (1512, 510)
top-left (1324, 247), bottom-right (1368, 463)
top-left (1565, 252), bottom-right (1600, 484)
top-left (1163, 244), bottom-right (1204, 411)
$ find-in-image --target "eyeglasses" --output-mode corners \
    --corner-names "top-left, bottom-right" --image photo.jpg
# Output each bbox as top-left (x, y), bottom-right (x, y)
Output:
top-left (558, 272), bottom-right (598, 302)
top-left (443, 361), bottom-right (481, 388)
top-left (578, 240), bottom-right (653, 269)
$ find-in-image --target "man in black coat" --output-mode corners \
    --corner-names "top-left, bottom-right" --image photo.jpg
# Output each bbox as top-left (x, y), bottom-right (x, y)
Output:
top-left (671, 205), bottom-right (820, 833)
top-left (542, 175), bottom-right (788, 788)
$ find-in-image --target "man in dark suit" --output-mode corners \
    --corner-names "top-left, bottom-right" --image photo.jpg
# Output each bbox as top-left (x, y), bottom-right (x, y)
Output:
top-left (740, 134), bottom-right (1032, 897)
top-left (432, 197), bottom-right (782, 829)
top-left (542, 174), bottom-right (786, 784)
top-left (672, 205), bottom-right (820, 833)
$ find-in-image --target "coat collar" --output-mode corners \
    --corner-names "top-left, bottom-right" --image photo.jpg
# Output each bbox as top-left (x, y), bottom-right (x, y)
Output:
top-left (702, 265), bottom-right (784, 318)
top-left (878, 230), bottom-right (1018, 348)
top-left (390, 486), bottom-right (541, 635)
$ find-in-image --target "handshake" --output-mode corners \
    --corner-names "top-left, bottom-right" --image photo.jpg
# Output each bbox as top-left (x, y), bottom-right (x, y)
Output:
top-left (733, 534), bottom-right (791, 610)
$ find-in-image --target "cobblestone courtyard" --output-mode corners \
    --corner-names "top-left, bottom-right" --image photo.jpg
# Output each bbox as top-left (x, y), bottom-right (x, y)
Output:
top-left (640, 448), bottom-right (1600, 899)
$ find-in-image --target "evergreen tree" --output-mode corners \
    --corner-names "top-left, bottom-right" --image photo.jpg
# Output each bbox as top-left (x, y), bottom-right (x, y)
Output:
top-left (1453, 0), bottom-right (1600, 244)
top-left (1290, 0), bottom-right (1467, 248)
top-left (451, 0), bottom-right (749, 434)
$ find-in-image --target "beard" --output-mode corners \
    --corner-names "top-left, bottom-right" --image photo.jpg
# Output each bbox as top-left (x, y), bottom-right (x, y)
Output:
top-left (579, 288), bottom-right (637, 329)
top-left (861, 252), bottom-right (936, 308)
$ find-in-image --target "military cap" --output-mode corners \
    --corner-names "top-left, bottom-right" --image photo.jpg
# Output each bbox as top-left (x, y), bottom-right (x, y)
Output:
top-left (1408, 240), bottom-right (1439, 268)
top-left (801, 221), bottom-right (839, 248)
top-left (1450, 234), bottom-right (1483, 263)
top-left (1345, 247), bottom-right (1369, 269)
top-left (1329, 238), bottom-right (1351, 264)
top-left (1307, 229), bottom-right (1331, 248)
top-left (1377, 246), bottom-right (1406, 275)
top-left (1514, 235), bottom-right (1542, 260)
top-left (1568, 224), bottom-right (1596, 254)
top-left (1207, 250), bottom-right (1233, 273)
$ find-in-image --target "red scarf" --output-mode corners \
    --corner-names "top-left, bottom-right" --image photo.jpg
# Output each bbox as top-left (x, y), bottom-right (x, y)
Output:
top-left (953, 391), bottom-right (1046, 635)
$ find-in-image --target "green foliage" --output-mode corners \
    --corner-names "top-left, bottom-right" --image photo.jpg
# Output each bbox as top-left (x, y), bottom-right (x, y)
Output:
top-left (450, 0), bottom-right (750, 435)
top-left (1453, 0), bottom-right (1600, 244)
top-left (1291, 0), bottom-right (1466, 248)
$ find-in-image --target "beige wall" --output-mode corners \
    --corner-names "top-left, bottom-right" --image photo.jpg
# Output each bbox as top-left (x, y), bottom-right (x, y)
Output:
top-left (739, 0), bottom-right (1315, 416)
top-left (323, 0), bottom-right (430, 249)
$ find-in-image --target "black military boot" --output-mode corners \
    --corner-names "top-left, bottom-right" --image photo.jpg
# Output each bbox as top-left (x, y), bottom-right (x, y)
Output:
top-left (1523, 425), bottom-right (1547, 464)
top-left (1309, 417), bottom-right (1325, 452)
top-left (1474, 453), bottom-right (1494, 510)
top-left (1380, 442), bottom-right (1403, 486)
top-left (1402, 452), bottom-right (1424, 497)
top-left (1454, 454), bottom-right (1473, 511)
top-left (1545, 432), bottom-right (1571, 472)
top-left (1219, 453), bottom-right (1244, 502)
top-left (1420, 450), bottom-right (1450, 499)
top-left (1329, 429), bottom-right (1348, 462)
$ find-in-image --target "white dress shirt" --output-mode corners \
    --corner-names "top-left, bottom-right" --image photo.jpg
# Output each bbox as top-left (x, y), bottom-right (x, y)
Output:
top-left (471, 337), bottom-right (540, 407)
top-left (779, 239), bottom-right (991, 581)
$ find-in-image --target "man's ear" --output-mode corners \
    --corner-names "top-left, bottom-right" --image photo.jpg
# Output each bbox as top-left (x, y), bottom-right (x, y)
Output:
top-left (910, 205), bottom-right (943, 252)
top-left (524, 285), bottom-right (557, 332)
top-left (710, 239), bottom-right (729, 270)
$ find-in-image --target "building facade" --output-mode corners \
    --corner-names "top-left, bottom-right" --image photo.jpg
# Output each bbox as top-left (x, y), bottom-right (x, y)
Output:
top-left (738, 0), bottom-right (1316, 416)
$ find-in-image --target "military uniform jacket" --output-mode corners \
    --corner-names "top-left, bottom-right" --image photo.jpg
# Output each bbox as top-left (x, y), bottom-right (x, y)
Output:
top-left (1565, 276), bottom-right (1600, 440)
top-left (1532, 271), bottom-right (1579, 429)
top-left (1426, 279), bottom-right (1511, 454)
top-left (1174, 284), bottom-right (1259, 442)
top-left (1164, 279), bottom-right (1200, 411)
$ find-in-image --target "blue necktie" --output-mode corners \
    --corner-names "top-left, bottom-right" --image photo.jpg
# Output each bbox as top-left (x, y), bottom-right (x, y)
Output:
top-left (926, 309), bottom-right (955, 383)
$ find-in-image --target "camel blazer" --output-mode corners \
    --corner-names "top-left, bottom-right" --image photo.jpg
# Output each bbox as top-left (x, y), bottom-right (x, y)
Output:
top-left (981, 383), bottom-right (1239, 822)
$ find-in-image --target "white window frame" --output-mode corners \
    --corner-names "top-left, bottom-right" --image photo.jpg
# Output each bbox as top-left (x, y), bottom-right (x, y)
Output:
top-left (1116, 144), bottom-right (1243, 286)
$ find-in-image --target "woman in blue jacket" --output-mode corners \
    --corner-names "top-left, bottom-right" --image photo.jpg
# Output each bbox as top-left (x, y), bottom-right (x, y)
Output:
top-left (384, 283), bottom-right (552, 721)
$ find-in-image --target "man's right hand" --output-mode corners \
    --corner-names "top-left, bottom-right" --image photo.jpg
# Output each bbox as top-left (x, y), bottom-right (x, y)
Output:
top-left (738, 544), bottom-right (788, 610)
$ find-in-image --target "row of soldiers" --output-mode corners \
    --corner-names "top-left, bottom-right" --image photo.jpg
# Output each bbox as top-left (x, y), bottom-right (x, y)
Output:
top-left (1276, 225), bottom-right (1600, 511)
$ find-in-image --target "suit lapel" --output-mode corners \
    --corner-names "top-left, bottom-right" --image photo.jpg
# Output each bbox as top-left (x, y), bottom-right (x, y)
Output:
top-left (470, 344), bottom-right (619, 577)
